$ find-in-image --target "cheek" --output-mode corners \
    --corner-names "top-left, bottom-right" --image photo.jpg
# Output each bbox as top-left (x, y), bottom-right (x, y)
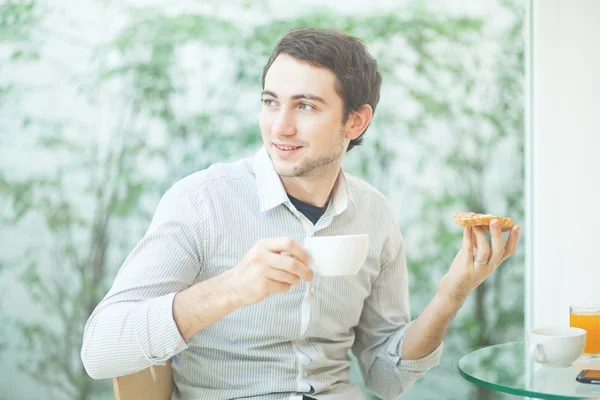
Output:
top-left (299, 116), bottom-right (340, 141)
top-left (296, 114), bottom-right (332, 134)
top-left (259, 111), bottom-right (271, 136)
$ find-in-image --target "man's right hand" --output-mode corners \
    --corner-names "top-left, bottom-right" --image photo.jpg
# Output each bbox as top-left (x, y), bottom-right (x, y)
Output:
top-left (173, 237), bottom-right (312, 341)
top-left (224, 237), bottom-right (313, 307)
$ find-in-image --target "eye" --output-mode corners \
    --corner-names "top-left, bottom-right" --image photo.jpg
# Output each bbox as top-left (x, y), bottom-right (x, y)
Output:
top-left (298, 103), bottom-right (314, 111)
top-left (261, 99), bottom-right (276, 107)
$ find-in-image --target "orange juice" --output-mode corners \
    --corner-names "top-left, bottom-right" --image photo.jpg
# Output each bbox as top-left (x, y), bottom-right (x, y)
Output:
top-left (570, 305), bottom-right (600, 355)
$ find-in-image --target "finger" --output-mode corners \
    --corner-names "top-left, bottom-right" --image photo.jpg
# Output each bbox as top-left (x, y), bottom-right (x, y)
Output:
top-left (262, 280), bottom-right (293, 295)
top-left (501, 225), bottom-right (520, 262)
top-left (270, 281), bottom-right (293, 294)
top-left (472, 226), bottom-right (490, 263)
top-left (462, 226), bottom-right (473, 251)
top-left (488, 219), bottom-right (506, 266)
top-left (264, 251), bottom-right (313, 281)
top-left (265, 267), bottom-right (301, 285)
top-left (260, 237), bottom-right (312, 266)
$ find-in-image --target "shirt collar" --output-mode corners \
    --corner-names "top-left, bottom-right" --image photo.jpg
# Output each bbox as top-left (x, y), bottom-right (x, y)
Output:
top-left (330, 169), bottom-right (353, 215)
top-left (253, 146), bottom-right (354, 214)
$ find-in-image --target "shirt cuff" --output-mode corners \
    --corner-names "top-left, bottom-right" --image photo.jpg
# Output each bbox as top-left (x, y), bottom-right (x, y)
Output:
top-left (384, 324), bottom-right (408, 365)
top-left (399, 341), bottom-right (443, 372)
top-left (133, 292), bottom-right (188, 364)
top-left (386, 323), bottom-right (444, 373)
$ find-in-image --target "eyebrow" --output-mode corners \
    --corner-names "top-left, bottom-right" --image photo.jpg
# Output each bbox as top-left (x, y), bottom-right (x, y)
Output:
top-left (261, 90), bottom-right (328, 105)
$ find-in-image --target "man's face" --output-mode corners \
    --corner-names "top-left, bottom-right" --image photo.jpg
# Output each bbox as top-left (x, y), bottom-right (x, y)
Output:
top-left (260, 54), bottom-right (348, 178)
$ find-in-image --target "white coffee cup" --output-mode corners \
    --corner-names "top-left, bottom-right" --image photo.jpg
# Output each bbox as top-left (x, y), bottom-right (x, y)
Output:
top-left (527, 327), bottom-right (586, 367)
top-left (303, 234), bottom-right (369, 276)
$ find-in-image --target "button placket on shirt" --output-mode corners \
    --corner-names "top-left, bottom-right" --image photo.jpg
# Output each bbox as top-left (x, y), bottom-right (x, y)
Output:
top-left (298, 215), bottom-right (316, 381)
top-left (300, 216), bottom-right (317, 296)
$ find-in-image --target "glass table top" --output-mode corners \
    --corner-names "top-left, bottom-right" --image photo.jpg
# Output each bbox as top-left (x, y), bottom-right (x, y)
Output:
top-left (458, 342), bottom-right (600, 399)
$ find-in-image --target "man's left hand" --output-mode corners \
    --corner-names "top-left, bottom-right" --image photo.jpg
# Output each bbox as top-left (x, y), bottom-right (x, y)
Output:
top-left (438, 219), bottom-right (520, 304)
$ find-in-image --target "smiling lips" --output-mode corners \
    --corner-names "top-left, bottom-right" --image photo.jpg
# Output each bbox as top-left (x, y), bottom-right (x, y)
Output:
top-left (273, 143), bottom-right (303, 157)
top-left (274, 143), bottom-right (302, 151)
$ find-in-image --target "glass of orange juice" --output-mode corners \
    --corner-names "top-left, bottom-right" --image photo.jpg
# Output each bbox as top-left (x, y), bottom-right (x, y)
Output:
top-left (570, 304), bottom-right (600, 359)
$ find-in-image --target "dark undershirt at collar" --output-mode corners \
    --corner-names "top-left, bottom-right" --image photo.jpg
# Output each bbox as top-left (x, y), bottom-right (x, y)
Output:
top-left (287, 194), bottom-right (327, 225)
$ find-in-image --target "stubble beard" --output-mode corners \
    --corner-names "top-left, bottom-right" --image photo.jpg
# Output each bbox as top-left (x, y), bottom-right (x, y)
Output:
top-left (274, 129), bottom-right (346, 178)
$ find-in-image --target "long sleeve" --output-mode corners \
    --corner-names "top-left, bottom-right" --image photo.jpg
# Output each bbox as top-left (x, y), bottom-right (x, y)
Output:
top-left (351, 223), bottom-right (443, 400)
top-left (81, 182), bottom-right (206, 379)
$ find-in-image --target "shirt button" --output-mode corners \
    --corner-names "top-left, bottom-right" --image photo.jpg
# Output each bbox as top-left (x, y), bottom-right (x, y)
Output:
top-left (310, 287), bottom-right (315, 295)
top-left (299, 353), bottom-right (311, 366)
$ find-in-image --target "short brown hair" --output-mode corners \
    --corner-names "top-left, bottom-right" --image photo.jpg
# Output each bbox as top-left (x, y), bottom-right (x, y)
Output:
top-left (262, 28), bottom-right (382, 152)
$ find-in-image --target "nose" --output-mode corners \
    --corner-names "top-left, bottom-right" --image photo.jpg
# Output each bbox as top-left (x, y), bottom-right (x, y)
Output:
top-left (271, 109), bottom-right (296, 137)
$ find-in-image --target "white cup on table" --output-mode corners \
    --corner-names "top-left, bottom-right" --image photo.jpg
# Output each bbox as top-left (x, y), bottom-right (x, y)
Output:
top-left (527, 327), bottom-right (586, 368)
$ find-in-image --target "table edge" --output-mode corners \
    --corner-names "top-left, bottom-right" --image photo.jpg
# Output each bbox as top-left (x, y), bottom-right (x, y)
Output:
top-left (457, 342), bottom-right (586, 400)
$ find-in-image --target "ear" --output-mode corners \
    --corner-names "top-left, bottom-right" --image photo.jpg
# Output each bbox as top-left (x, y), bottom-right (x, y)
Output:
top-left (344, 104), bottom-right (373, 141)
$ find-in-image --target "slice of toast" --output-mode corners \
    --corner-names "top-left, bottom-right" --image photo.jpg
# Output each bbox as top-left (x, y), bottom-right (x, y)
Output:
top-left (452, 212), bottom-right (514, 232)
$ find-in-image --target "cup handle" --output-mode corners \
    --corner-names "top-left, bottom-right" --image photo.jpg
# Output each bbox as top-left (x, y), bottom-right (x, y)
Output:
top-left (529, 343), bottom-right (546, 363)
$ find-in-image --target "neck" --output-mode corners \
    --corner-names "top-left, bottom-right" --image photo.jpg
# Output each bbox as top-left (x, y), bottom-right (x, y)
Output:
top-left (281, 167), bottom-right (341, 208)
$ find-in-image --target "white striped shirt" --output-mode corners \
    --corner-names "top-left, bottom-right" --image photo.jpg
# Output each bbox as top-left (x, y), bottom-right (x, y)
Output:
top-left (81, 147), bottom-right (442, 400)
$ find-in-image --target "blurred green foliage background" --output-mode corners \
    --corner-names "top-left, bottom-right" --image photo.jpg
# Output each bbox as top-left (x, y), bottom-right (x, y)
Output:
top-left (0, 1), bottom-right (524, 399)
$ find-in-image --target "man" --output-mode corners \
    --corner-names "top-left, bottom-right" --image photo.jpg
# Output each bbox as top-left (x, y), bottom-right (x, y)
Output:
top-left (81, 28), bottom-right (520, 400)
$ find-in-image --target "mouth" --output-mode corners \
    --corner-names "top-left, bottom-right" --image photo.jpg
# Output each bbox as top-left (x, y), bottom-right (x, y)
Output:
top-left (272, 143), bottom-right (303, 159)
top-left (273, 143), bottom-right (303, 152)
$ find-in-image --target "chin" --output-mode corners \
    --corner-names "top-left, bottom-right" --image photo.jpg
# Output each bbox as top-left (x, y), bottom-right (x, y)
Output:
top-left (268, 149), bottom-right (312, 177)
top-left (273, 163), bottom-right (300, 178)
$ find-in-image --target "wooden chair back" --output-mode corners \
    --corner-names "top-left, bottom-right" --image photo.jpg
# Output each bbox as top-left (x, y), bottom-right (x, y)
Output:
top-left (113, 361), bottom-right (173, 400)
